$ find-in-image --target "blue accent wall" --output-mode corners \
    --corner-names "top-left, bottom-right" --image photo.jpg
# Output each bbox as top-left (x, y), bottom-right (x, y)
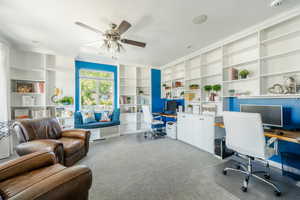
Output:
top-left (225, 97), bottom-right (300, 168)
top-left (75, 60), bottom-right (118, 111)
top-left (151, 69), bottom-right (164, 113)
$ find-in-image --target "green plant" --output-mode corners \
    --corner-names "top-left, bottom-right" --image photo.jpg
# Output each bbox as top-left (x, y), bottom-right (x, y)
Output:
top-left (59, 96), bottom-right (74, 105)
top-left (239, 69), bottom-right (250, 79)
top-left (212, 84), bottom-right (221, 92)
top-left (189, 84), bottom-right (199, 89)
top-left (204, 85), bottom-right (212, 92)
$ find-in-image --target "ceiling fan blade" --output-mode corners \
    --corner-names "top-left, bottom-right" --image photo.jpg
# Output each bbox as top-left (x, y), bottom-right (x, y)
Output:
top-left (121, 39), bottom-right (146, 48)
top-left (75, 21), bottom-right (104, 35)
top-left (117, 20), bottom-right (132, 35)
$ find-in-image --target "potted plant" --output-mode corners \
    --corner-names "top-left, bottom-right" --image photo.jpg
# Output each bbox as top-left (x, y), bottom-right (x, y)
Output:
top-left (180, 91), bottom-right (185, 98)
top-left (187, 104), bottom-right (193, 113)
top-left (239, 69), bottom-right (250, 79)
top-left (59, 96), bottom-right (74, 105)
top-left (189, 84), bottom-right (199, 90)
top-left (204, 85), bottom-right (212, 101)
top-left (212, 84), bottom-right (222, 101)
top-left (228, 89), bottom-right (235, 96)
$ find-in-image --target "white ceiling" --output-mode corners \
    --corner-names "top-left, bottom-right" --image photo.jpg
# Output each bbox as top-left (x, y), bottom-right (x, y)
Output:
top-left (1, 0), bottom-right (300, 66)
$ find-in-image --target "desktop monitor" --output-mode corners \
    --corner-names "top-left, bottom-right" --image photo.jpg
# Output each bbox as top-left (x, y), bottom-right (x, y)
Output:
top-left (165, 100), bottom-right (178, 114)
top-left (240, 104), bottom-right (283, 128)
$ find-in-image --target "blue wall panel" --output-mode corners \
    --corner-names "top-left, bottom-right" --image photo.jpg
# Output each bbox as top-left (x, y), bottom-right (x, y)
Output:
top-left (75, 60), bottom-right (118, 111)
top-left (151, 69), bottom-right (164, 113)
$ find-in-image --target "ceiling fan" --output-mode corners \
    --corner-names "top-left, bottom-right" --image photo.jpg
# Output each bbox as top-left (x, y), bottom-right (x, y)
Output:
top-left (75, 20), bottom-right (146, 53)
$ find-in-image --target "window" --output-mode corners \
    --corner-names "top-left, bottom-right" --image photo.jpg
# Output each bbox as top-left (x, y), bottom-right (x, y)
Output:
top-left (80, 69), bottom-right (114, 111)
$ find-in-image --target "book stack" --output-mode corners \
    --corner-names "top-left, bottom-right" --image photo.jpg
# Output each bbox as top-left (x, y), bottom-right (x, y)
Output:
top-left (228, 67), bottom-right (238, 80)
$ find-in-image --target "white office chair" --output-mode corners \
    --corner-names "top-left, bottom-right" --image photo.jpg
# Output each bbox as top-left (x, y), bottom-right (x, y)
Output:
top-left (222, 111), bottom-right (281, 196)
top-left (142, 105), bottom-right (164, 139)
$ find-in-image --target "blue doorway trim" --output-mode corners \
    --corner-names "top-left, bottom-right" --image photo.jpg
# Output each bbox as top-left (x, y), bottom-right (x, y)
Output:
top-left (75, 60), bottom-right (118, 111)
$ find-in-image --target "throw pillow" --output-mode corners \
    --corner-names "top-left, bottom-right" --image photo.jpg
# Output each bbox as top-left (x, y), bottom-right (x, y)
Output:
top-left (100, 111), bottom-right (112, 122)
top-left (81, 110), bottom-right (96, 124)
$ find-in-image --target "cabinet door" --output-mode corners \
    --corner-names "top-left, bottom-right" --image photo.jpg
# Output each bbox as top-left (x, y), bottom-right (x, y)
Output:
top-left (177, 114), bottom-right (186, 142)
top-left (201, 116), bottom-right (215, 154)
top-left (192, 116), bottom-right (204, 148)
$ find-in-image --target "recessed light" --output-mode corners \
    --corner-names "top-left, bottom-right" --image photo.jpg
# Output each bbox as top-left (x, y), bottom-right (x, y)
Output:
top-left (192, 15), bottom-right (208, 25)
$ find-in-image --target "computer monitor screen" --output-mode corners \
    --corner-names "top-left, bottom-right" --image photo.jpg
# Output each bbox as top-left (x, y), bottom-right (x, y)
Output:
top-left (166, 101), bottom-right (178, 114)
top-left (240, 105), bottom-right (283, 127)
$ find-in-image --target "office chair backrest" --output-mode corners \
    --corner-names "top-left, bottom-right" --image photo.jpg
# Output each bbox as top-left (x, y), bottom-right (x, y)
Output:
top-left (142, 105), bottom-right (152, 124)
top-left (223, 111), bottom-right (266, 160)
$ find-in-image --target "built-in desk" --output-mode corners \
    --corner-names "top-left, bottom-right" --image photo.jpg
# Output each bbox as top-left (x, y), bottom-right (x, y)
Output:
top-left (159, 113), bottom-right (177, 118)
top-left (214, 123), bottom-right (300, 144)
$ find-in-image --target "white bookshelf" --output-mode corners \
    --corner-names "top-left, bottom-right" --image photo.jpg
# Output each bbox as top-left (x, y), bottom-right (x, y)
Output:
top-left (119, 65), bottom-right (151, 134)
top-left (9, 49), bottom-right (75, 125)
top-left (161, 13), bottom-right (300, 114)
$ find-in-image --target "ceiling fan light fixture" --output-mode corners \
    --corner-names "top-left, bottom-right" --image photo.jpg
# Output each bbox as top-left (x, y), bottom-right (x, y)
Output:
top-left (192, 15), bottom-right (208, 25)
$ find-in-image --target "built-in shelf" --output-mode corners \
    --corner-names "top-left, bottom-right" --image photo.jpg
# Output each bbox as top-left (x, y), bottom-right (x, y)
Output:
top-left (237, 94), bottom-right (300, 99)
top-left (223, 44), bottom-right (259, 57)
top-left (223, 58), bottom-right (259, 69)
top-left (261, 69), bottom-right (300, 77)
top-left (11, 105), bottom-right (48, 108)
top-left (261, 48), bottom-right (300, 60)
top-left (10, 78), bottom-right (46, 82)
top-left (201, 73), bottom-right (222, 78)
top-left (189, 65), bottom-right (201, 70)
top-left (11, 92), bottom-right (44, 95)
top-left (11, 67), bottom-right (44, 72)
top-left (201, 58), bottom-right (222, 67)
top-left (261, 29), bottom-right (300, 44)
top-left (223, 76), bottom-right (259, 84)
top-left (185, 77), bottom-right (201, 81)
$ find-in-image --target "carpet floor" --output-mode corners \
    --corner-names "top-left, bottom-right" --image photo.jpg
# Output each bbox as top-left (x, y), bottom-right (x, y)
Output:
top-left (78, 134), bottom-right (300, 200)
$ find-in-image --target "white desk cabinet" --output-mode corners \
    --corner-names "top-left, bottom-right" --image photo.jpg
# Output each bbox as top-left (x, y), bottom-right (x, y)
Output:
top-left (177, 113), bottom-right (215, 154)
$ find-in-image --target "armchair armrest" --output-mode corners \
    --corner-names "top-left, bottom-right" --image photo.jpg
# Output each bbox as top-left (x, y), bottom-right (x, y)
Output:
top-left (61, 129), bottom-right (91, 155)
top-left (16, 139), bottom-right (64, 164)
top-left (12, 165), bottom-right (92, 200)
top-left (61, 129), bottom-right (91, 141)
top-left (0, 151), bottom-right (56, 182)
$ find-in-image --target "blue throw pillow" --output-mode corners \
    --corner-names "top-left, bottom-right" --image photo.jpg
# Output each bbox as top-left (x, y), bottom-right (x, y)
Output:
top-left (81, 110), bottom-right (96, 124)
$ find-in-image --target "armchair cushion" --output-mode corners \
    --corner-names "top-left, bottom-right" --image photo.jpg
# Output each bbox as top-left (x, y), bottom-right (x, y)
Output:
top-left (16, 140), bottom-right (64, 164)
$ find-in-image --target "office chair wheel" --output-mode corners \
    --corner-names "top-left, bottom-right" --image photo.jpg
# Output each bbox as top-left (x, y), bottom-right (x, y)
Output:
top-left (274, 191), bottom-right (281, 197)
top-left (241, 186), bottom-right (247, 192)
top-left (264, 175), bottom-right (271, 180)
top-left (222, 170), bottom-right (227, 175)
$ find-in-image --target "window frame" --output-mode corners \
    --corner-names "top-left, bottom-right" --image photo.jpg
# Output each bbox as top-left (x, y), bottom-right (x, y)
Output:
top-left (79, 69), bottom-right (114, 110)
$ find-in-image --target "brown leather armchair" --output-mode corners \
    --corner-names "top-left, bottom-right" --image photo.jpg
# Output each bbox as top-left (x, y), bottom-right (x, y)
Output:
top-left (0, 151), bottom-right (92, 200)
top-left (14, 118), bottom-right (91, 166)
